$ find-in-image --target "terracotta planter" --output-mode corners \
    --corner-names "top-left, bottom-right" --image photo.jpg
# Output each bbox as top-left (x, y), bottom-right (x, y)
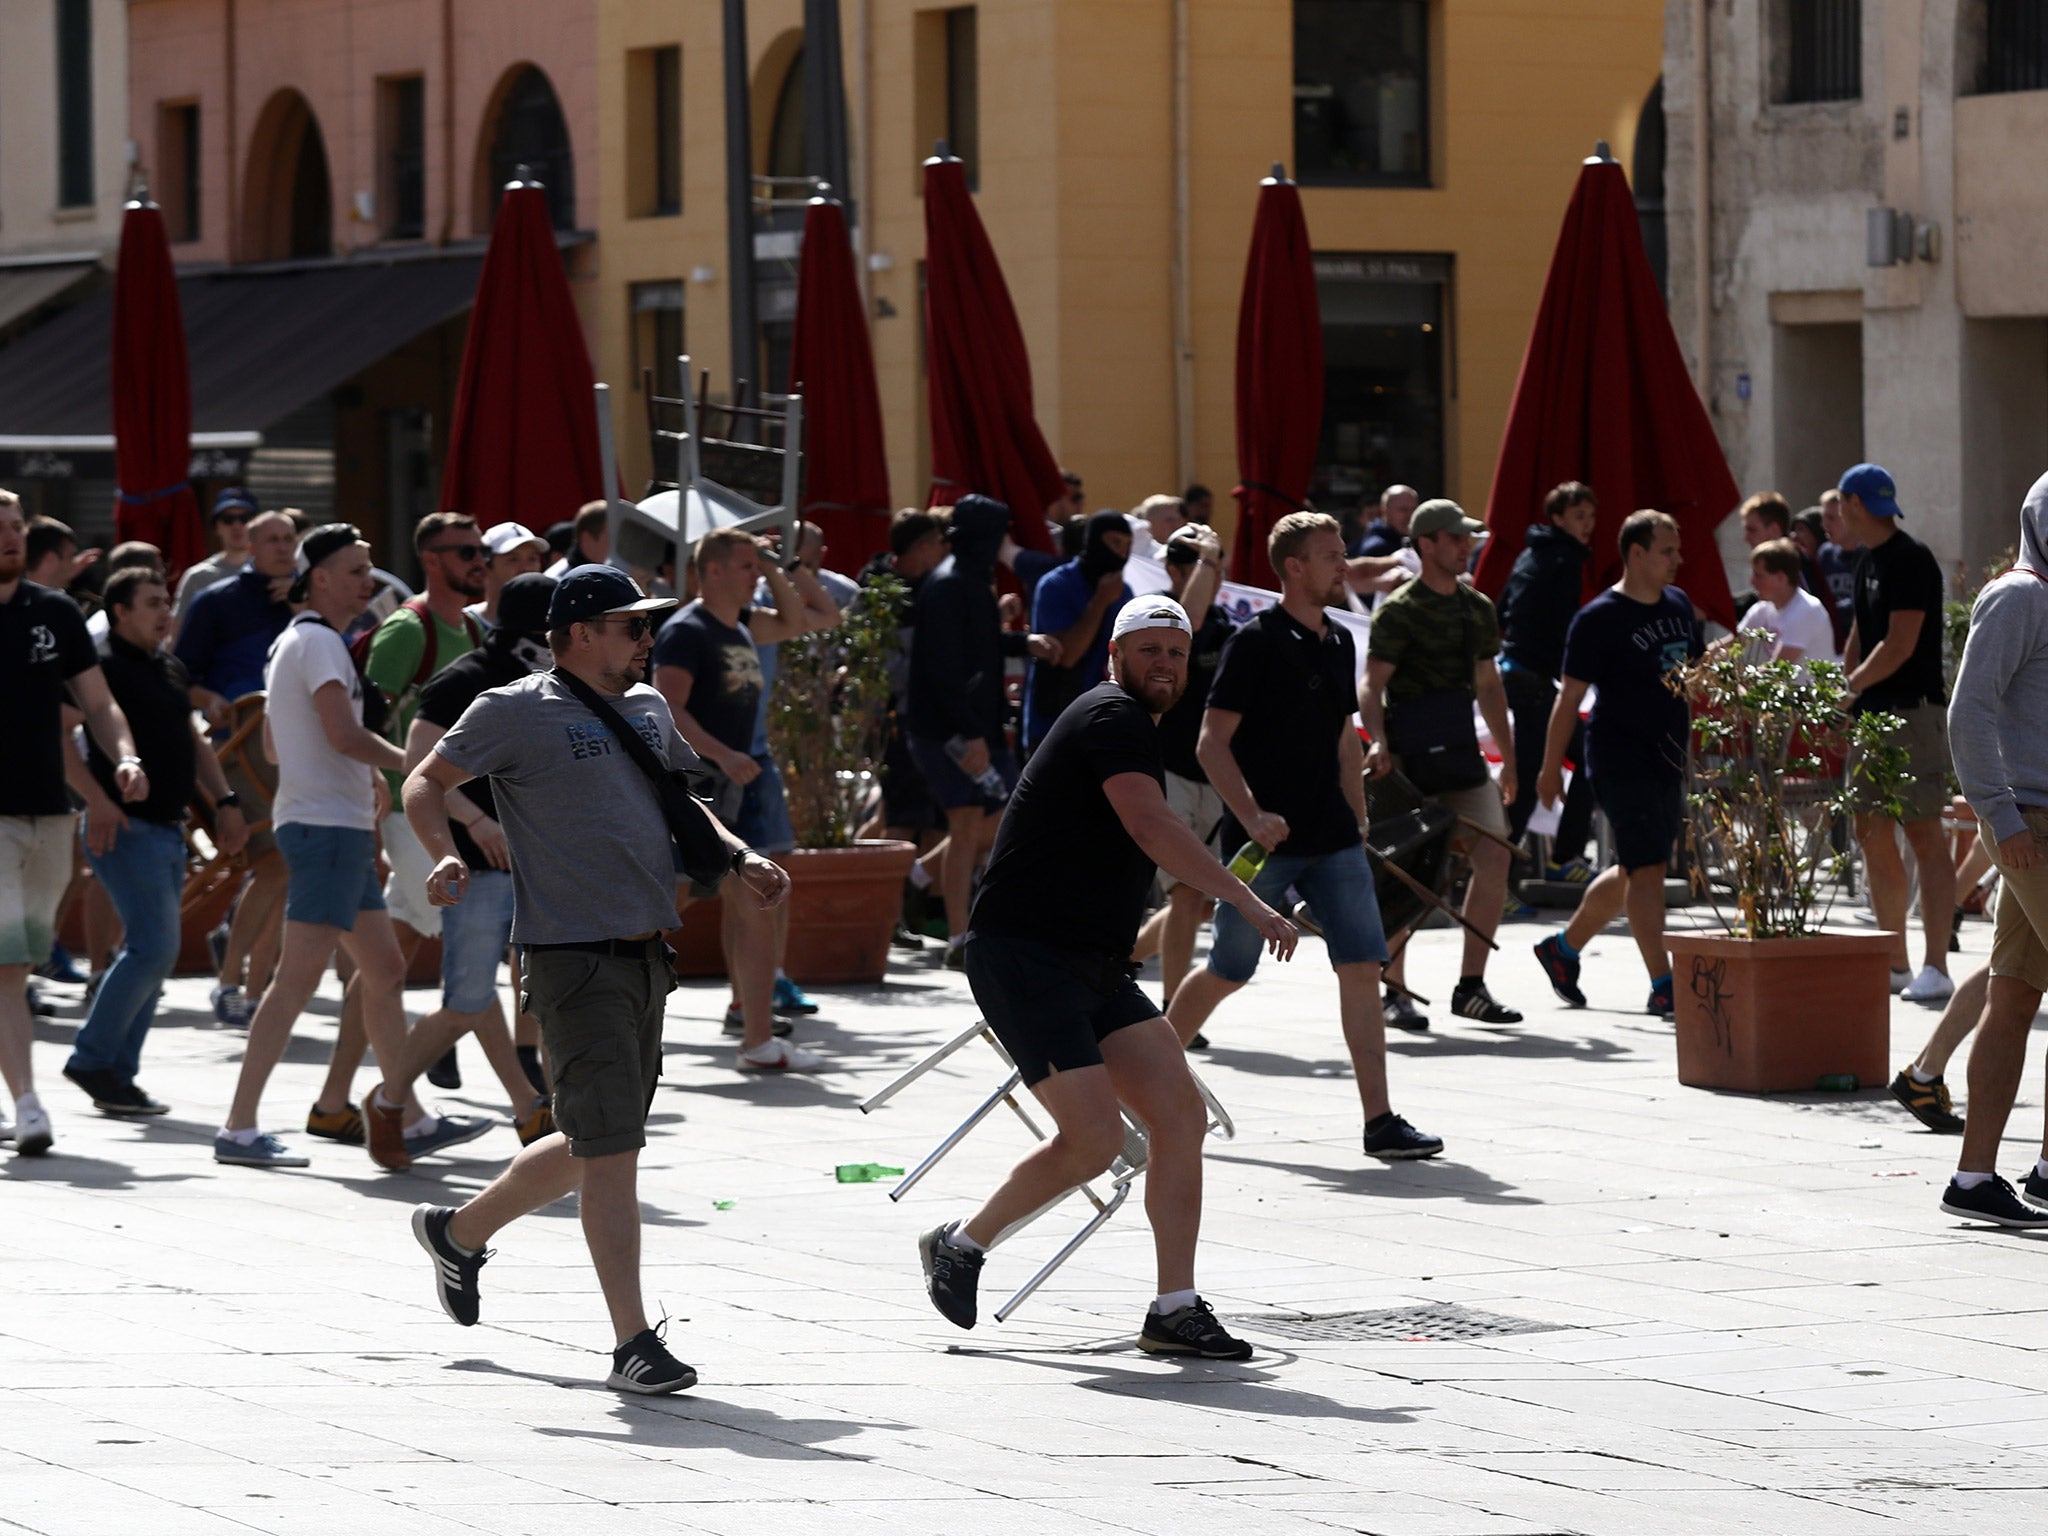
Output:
top-left (663, 840), bottom-right (919, 985)
top-left (1669, 929), bottom-right (1896, 1093)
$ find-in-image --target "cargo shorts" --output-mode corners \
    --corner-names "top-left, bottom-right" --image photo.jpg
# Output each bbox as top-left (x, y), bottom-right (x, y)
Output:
top-left (1990, 808), bottom-right (2048, 996)
top-left (521, 943), bottom-right (675, 1158)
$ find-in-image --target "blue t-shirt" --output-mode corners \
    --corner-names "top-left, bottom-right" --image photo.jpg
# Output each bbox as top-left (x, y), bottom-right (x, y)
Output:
top-left (1024, 560), bottom-right (1131, 746)
top-left (1560, 584), bottom-right (1703, 784)
top-left (173, 568), bottom-right (292, 703)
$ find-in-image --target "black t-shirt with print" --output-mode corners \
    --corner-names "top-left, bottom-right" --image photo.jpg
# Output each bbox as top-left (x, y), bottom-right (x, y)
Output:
top-left (650, 601), bottom-right (763, 753)
top-left (970, 683), bottom-right (1167, 958)
top-left (0, 581), bottom-right (99, 816)
top-left (416, 642), bottom-right (530, 870)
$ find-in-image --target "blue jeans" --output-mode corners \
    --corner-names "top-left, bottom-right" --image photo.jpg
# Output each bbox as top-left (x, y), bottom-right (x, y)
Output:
top-left (1207, 841), bottom-right (1389, 983)
top-left (66, 817), bottom-right (187, 1083)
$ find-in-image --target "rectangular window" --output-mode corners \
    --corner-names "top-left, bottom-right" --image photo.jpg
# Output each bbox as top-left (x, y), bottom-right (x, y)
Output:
top-left (56, 0), bottom-right (94, 208)
top-left (946, 9), bottom-right (980, 190)
top-left (1775, 0), bottom-right (1862, 104)
top-left (159, 103), bottom-right (201, 242)
top-left (1294, 0), bottom-right (1430, 187)
top-left (1312, 253), bottom-right (1450, 513)
top-left (1975, 0), bottom-right (2048, 94)
top-left (632, 281), bottom-right (686, 400)
top-left (379, 76), bottom-right (426, 239)
top-left (627, 46), bottom-right (683, 218)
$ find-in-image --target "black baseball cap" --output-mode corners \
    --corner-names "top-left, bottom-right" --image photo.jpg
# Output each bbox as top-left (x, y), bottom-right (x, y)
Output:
top-left (288, 523), bottom-right (364, 601)
top-left (544, 564), bottom-right (677, 628)
top-left (496, 572), bottom-right (557, 638)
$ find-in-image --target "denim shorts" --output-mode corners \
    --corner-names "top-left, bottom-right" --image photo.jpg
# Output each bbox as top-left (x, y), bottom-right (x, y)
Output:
top-left (276, 822), bottom-right (385, 931)
top-left (1207, 841), bottom-right (1389, 983)
top-left (440, 866), bottom-right (515, 1012)
top-left (737, 754), bottom-right (796, 854)
top-left (1590, 773), bottom-right (1683, 872)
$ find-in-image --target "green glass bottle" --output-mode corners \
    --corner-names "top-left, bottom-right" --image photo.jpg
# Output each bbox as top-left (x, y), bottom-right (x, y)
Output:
top-left (1227, 839), bottom-right (1268, 883)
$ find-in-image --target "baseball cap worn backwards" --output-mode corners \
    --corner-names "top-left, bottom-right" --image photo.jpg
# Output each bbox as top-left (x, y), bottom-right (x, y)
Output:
top-left (1838, 463), bottom-right (1901, 518)
top-left (545, 564), bottom-right (678, 628)
top-left (1409, 499), bottom-right (1487, 539)
top-left (496, 572), bottom-right (557, 638)
top-left (289, 523), bottom-right (365, 601)
top-left (1111, 596), bottom-right (1194, 642)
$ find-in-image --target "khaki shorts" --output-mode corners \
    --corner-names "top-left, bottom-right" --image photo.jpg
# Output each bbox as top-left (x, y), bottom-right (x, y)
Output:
top-left (380, 809), bottom-right (441, 936)
top-left (522, 944), bottom-right (674, 1158)
top-left (1429, 779), bottom-right (1511, 854)
top-left (1162, 771), bottom-right (1225, 892)
top-left (1851, 701), bottom-right (1951, 825)
top-left (0, 815), bottom-right (76, 967)
top-left (1990, 809), bottom-right (2048, 994)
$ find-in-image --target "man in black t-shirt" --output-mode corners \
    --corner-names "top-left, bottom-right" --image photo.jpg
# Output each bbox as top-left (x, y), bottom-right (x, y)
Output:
top-left (0, 491), bottom-right (149, 1158)
top-left (1165, 512), bottom-right (1443, 1162)
top-left (1839, 463), bottom-right (1958, 1002)
top-left (917, 597), bottom-right (1295, 1359)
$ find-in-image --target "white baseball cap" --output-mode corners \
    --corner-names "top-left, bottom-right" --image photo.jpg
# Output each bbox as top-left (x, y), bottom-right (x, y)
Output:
top-left (1111, 596), bottom-right (1194, 642)
top-left (482, 521), bottom-right (549, 559)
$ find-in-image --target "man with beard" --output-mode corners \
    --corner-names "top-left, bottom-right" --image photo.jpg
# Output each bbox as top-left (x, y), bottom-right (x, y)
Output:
top-left (1165, 512), bottom-right (1444, 1161)
top-left (404, 565), bottom-right (788, 1394)
top-left (918, 597), bottom-right (1298, 1356)
top-left (1024, 509), bottom-right (1134, 754)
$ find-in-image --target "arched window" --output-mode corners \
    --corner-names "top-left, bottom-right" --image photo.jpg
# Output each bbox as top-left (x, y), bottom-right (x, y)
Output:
top-left (242, 90), bottom-right (333, 260)
top-left (481, 65), bottom-right (575, 231)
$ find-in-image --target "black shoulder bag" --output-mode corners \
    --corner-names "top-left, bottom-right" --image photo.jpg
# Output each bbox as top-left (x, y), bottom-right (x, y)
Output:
top-left (1383, 588), bottom-right (1491, 795)
top-left (550, 667), bottom-right (739, 890)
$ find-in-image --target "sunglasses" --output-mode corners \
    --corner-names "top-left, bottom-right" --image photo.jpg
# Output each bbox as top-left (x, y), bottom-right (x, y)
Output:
top-left (596, 614), bottom-right (658, 640)
top-left (215, 512), bottom-right (251, 526)
top-left (427, 542), bottom-right (486, 561)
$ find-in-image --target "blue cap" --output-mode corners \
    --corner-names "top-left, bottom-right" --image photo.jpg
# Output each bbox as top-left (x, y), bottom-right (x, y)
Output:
top-left (212, 486), bottom-right (258, 519)
top-left (1838, 463), bottom-right (1901, 519)
top-left (544, 564), bottom-right (677, 628)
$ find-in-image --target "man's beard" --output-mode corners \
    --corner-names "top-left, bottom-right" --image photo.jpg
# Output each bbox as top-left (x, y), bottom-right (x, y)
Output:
top-left (453, 571), bottom-right (488, 601)
top-left (1118, 671), bottom-right (1184, 715)
top-left (0, 552), bottom-right (22, 583)
top-left (603, 654), bottom-right (648, 692)
top-left (1321, 576), bottom-right (1348, 608)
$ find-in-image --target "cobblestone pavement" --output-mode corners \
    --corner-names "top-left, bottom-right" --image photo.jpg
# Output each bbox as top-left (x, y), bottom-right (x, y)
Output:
top-left (4, 906), bottom-right (2043, 1534)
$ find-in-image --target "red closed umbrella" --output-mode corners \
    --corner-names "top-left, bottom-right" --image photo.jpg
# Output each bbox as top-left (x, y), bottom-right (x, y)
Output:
top-left (922, 151), bottom-right (1060, 551)
top-left (1473, 149), bottom-right (1738, 627)
top-left (1229, 167), bottom-right (1324, 584)
top-left (440, 179), bottom-right (603, 531)
top-left (791, 195), bottom-right (890, 573)
top-left (111, 197), bottom-right (203, 580)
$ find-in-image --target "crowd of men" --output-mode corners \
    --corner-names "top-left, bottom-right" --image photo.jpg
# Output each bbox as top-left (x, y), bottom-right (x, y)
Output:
top-left (3, 446), bottom-right (2041, 1387)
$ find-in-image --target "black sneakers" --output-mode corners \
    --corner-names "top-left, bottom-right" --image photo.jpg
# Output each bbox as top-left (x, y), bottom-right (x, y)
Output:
top-left (427, 1045), bottom-right (462, 1090)
top-left (1450, 979), bottom-right (1522, 1025)
top-left (1138, 1297), bottom-right (1254, 1360)
top-left (2024, 1168), bottom-right (2048, 1211)
top-left (1363, 1112), bottom-right (1444, 1161)
top-left (411, 1204), bottom-right (490, 1326)
top-left (1939, 1175), bottom-right (2048, 1229)
top-left (609, 1322), bottom-right (698, 1395)
top-left (1383, 989), bottom-right (1429, 1033)
top-left (918, 1223), bottom-right (985, 1329)
top-left (1890, 1069), bottom-right (1965, 1134)
top-left (63, 1065), bottom-right (135, 1114)
top-left (1532, 934), bottom-right (1586, 1008)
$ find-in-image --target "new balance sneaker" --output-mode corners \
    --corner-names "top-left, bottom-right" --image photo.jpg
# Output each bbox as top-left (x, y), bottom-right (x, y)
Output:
top-left (1383, 989), bottom-right (1429, 1033)
top-left (720, 1005), bottom-right (792, 1038)
top-left (608, 1323), bottom-right (697, 1395)
top-left (14, 1101), bottom-right (52, 1157)
top-left (1890, 1068), bottom-right (1965, 1134)
top-left (1940, 1175), bottom-right (2048, 1228)
top-left (516, 1096), bottom-right (556, 1146)
top-left (918, 1224), bottom-right (984, 1329)
top-left (209, 983), bottom-right (253, 1028)
top-left (1138, 1297), bottom-right (1255, 1361)
top-left (1362, 1111), bottom-right (1443, 1161)
top-left (305, 1102), bottom-right (365, 1145)
top-left (213, 1131), bottom-right (307, 1168)
top-left (405, 1114), bottom-right (494, 1158)
top-left (1647, 977), bottom-right (1676, 1020)
top-left (1900, 966), bottom-right (1955, 1005)
top-left (411, 1204), bottom-right (489, 1326)
top-left (1450, 979), bottom-right (1523, 1025)
top-left (361, 1090), bottom-right (413, 1171)
top-left (1532, 934), bottom-right (1586, 1008)
top-left (426, 1046), bottom-right (462, 1091)
top-left (773, 975), bottom-right (821, 1015)
top-left (737, 1040), bottom-right (825, 1073)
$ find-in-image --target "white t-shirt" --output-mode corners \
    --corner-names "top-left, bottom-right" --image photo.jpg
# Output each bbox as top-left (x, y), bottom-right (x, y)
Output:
top-left (264, 612), bottom-right (378, 831)
top-left (1739, 587), bottom-right (1838, 673)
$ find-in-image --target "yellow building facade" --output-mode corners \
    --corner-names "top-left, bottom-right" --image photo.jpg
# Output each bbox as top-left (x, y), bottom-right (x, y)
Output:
top-left (592, 1), bottom-right (1664, 539)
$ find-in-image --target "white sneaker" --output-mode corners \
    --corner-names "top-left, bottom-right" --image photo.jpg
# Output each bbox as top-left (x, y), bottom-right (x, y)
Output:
top-left (15, 1101), bottom-right (52, 1156)
top-left (1901, 966), bottom-right (1955, 1005)
top-left (737, 1039), bottom-right (826, 1074)
top-left (1889, 969), bottom-right (1914, 994)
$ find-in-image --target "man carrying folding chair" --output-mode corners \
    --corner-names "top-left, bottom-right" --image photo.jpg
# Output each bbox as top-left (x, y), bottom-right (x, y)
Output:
top-left (918, 597), bottom-right (1298, 1358)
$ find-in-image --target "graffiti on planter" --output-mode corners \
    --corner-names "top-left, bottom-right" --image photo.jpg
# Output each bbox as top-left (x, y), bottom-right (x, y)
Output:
top-left (1690, 955), bottom-right (1735, 1056)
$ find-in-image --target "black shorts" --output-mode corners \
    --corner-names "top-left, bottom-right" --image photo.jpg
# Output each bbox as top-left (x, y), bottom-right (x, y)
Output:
top-left (1592, 772), bottom-right (1683, 872)
top-left (880, 724), bottom-right (944, 832)
top-left (963, 933), bottom-right (1161, 1088)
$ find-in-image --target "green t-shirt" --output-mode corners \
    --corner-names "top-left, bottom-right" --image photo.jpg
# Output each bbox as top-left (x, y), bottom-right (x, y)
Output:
top-left (364, 604), bottom-right (479, 789)
top-left (1366, 577), bottom-right (1501, 708)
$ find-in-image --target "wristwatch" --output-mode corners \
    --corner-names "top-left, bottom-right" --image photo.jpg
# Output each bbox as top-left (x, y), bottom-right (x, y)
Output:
top-left (731, 846), bottom-right (755, 874)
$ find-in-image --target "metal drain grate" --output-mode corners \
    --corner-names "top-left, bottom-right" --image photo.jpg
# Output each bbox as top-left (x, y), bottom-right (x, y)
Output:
top-left (1242, 1303), bottom-right (1566, 1342)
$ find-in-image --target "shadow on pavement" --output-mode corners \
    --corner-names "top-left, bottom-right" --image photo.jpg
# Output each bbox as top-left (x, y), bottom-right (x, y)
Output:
top-left (1207, 1148), bottom-right (1539, 1207)
top-left (1387, 1031), bottom-right (1631, 1063)
top-left (325, 1171), bottom-right (706, 1230)
top-left (957, 1347), bottom-right (1428, 1425)
top-left (1, 1150), bottom-right (202, 1190)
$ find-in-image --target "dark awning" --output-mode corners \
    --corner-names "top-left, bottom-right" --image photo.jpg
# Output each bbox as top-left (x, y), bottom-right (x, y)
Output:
top-left (0, 252), bottom-right (482, 451)
top-left (0, 257), bottom-right (102, 336)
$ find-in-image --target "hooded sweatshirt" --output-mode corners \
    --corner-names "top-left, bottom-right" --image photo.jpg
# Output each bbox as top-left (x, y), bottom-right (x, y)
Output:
top-left (906, 494), bottom-right (1033, 743)
top-left (1024, 510), bottom-right (1134, 746)
top-left (1949, 471), bottom-right (2048, 846)
top-left (1499, 521), bottom-right (1590, 681)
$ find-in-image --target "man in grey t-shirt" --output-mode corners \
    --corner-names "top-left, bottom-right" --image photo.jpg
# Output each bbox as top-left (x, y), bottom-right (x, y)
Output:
top-left (402, 566), bottom-right (791, 1395)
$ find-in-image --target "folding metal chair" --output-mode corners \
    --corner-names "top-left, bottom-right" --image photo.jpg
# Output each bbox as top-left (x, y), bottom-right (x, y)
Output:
top-left (860, 1019), bottom-right (1234, 1322)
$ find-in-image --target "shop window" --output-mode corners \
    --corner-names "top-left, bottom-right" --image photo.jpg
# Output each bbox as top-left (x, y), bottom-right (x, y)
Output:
top-left (1294, 0), bottom-right (1429, 187)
